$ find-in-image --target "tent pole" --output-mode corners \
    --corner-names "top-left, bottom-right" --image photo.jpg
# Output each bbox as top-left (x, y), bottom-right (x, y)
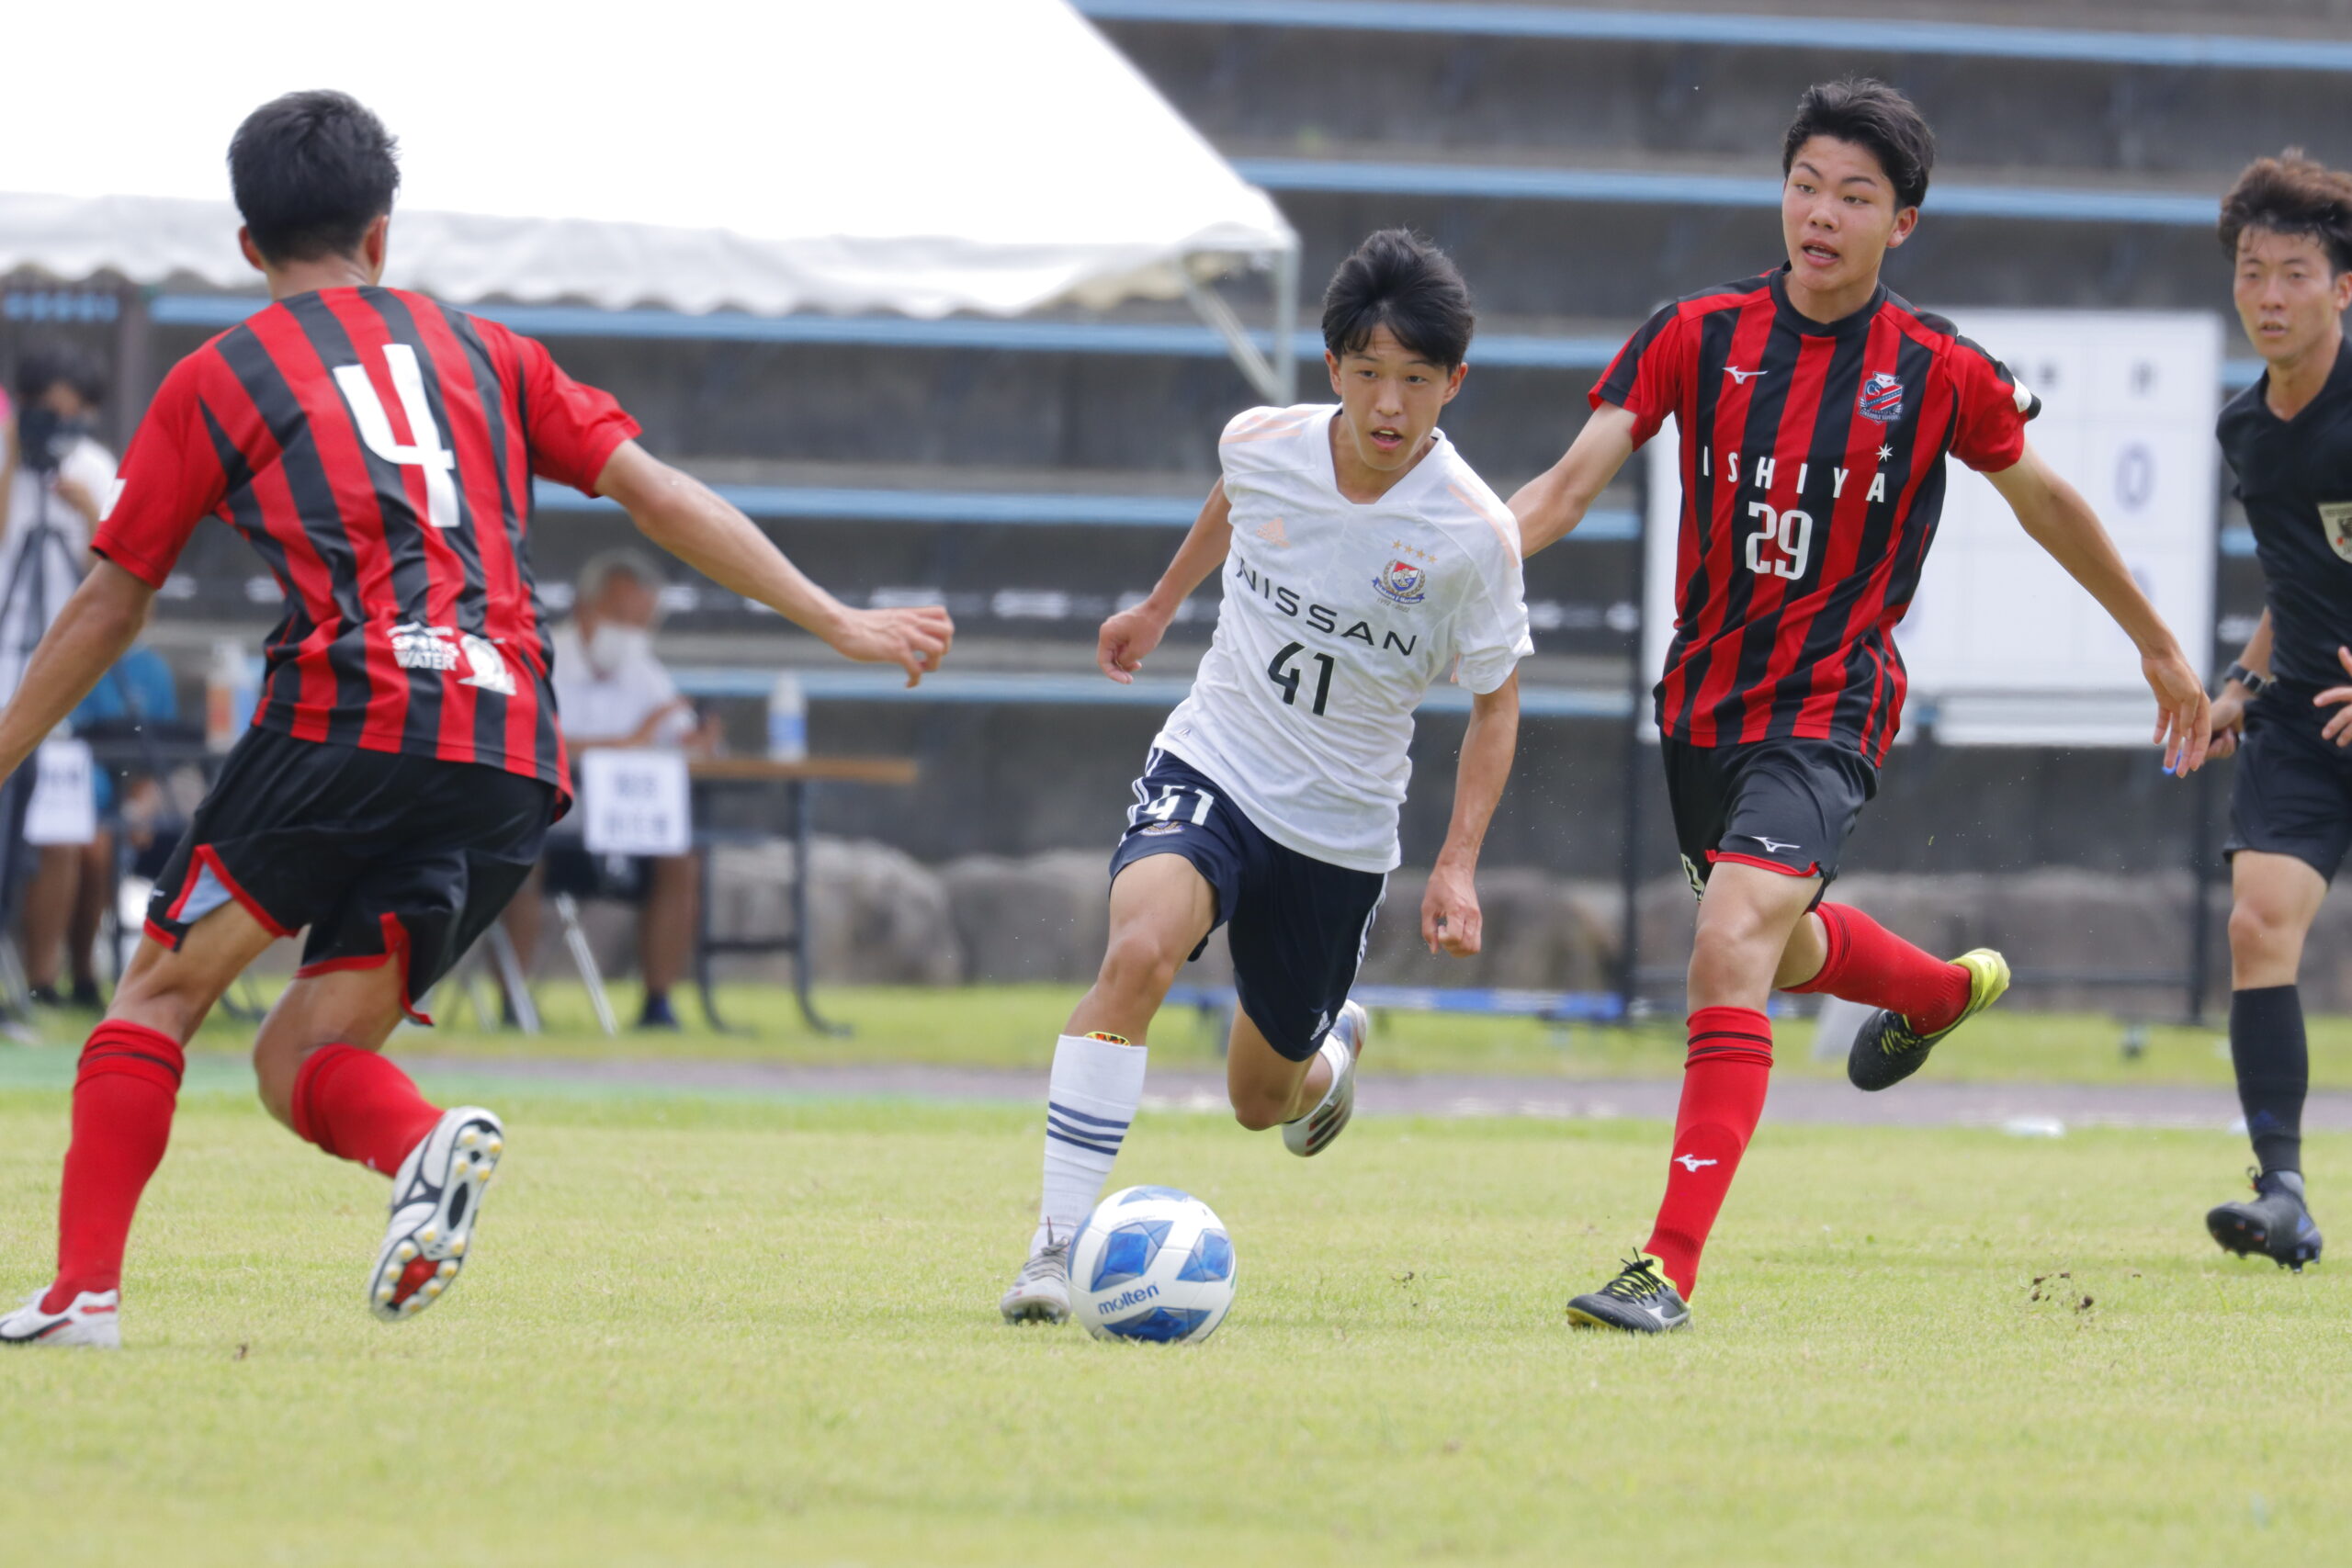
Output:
top-left (1182, 264), bottom-right (1283, 404)
top-left (1272, 244), bottom-right (1298, 405)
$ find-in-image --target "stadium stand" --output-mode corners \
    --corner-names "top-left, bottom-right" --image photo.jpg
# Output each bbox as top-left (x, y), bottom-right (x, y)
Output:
top-left (65, 1), bottom-right (2349, 874)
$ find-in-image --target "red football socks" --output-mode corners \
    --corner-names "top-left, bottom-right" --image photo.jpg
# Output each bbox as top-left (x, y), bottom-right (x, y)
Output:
top-left (46, 1022), bottom-right (185, 1310)
top-left (290, 1043), bottom-right (443, 1177)
top-left (1642, 1007), bottom-right (1774, 1298)
top-left (1787, 902), bottom-right (1970, 1034)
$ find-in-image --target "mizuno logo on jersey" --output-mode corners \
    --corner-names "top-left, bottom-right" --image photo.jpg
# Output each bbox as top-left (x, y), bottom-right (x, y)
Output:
top-left (1230, 563), bottom-right (1419, 658)
top-left (1724, 366), bottom-right (1769, 385)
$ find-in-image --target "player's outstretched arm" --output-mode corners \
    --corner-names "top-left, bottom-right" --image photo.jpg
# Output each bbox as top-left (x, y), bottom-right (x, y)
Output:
top-left (1508, 403), bottom-right (1640, 557)
top-left (1984, 444), bottom-right (2210, 774)
top-left (1422, 673), bottom-right (1521, 957)
top-left (0, 561), bottom-right (153, 781)
top-left (1098, 482), bottom-right (1233, 683)
top-left (594, 441), bottom-right (952, 688)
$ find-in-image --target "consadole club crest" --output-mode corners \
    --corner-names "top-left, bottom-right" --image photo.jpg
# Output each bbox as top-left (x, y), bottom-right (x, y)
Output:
top-left (2323, 502), bottom-right (2352, 564)
top-left (1857, 371), bottom-right (1905, 424)
top-left (1373, 558), bottom-right (1427, 606)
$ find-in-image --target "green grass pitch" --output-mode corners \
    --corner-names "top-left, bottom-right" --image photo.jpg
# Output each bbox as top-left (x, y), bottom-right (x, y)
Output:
top-left (0, 1077), bottom-right (2345, 1564)
top-left (79, 978), bottom-right (2352, 1087)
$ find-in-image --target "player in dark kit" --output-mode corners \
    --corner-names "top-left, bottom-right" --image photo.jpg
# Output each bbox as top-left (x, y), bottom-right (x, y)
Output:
top-left (2200, 152), bottom-right (2352, 1270)
top-left (0, 92), bottom-right (952, 1348)
top-left (1511, 79), bottom-right (2211, 1330)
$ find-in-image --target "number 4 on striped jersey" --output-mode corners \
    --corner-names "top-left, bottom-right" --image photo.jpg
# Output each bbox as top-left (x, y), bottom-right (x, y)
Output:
top-left (333, 344), bottom-right (460, 530)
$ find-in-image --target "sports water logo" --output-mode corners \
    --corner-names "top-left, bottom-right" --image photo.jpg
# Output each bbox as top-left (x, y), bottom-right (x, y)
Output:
top-left (387, 623), bottom-right (515, 696)
top-left (1373, 559), bottom-right (1427, 606)
top-left (390, 622), bottom-right (460, 673)
top-left (1857, 372), bottom-right (1905, 424)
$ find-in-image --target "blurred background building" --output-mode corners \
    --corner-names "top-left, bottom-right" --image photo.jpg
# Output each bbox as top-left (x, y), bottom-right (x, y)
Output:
top-left (9, 0), bottom-right (2352, 1006)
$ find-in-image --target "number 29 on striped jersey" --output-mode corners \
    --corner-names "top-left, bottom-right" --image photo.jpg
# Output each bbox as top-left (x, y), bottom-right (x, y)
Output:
top-left (333, 344), bottom-right (461, 531)
top-left (1744, 500), bottom-right (1814, 581)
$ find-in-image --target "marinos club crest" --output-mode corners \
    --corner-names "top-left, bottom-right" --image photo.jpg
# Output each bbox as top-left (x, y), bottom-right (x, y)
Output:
top-left (1857, 371), bottom-right (1905, 424)
top-left (1374, 558), bottom-right (1427, 605)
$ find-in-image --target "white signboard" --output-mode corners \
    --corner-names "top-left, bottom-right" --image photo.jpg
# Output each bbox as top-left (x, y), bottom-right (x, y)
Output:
top-left (24, 739), bottom-right (96, 846)
top-left (578, 749), bottom-right (692, 857)
top-left (1645, 310), bottom-right (2221, 746)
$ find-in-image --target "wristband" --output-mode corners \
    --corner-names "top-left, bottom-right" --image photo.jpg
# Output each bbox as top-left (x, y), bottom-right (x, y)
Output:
top-left (2223, 662), bottom-right (2270, 697)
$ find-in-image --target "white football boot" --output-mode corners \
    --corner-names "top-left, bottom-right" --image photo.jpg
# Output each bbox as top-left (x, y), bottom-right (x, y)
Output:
top-left (999, 1231), bottom-right (1072, 1325)
top-left (1284, 999), bottom-right (1369, 1157)
top-left (369, 1107), bottom-right (503, 1323)
top-left (0, 1288), bottom-right (120, 1348)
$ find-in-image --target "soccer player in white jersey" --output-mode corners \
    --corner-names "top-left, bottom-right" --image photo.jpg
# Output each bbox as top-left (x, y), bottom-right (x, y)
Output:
top-left (1001, 231), bottom-right (1533, 1325)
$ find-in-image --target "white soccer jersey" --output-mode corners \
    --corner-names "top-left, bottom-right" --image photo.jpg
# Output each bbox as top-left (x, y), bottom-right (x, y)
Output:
top-left (1152, 403), bottom-right (1534, 874)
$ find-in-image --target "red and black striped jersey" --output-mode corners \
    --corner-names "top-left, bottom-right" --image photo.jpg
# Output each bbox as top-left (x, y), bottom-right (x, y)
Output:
top-left (94, 286), bottom-right (639, 799)
top-left (1593, 267), bottom-right (2040, 764)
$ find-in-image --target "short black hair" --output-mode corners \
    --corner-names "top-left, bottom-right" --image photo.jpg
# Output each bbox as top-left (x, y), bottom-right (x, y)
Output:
top-left (1321, 229), bottom-right (1476, 370)
top-left (1781, 77), bottom-right (1936, 210)
top-left (13, 339), bottom-right (106, 408)
top-left (2221, 150), bottom-right (2352, 275)
top-left (229, 90), bottom-right (401, 265)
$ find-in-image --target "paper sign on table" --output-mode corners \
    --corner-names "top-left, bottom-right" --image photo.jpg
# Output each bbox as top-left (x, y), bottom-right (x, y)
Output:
top-left (578, 749), bottom-right (692, 856)
top-left (25, 739), bottom-right (96, 846)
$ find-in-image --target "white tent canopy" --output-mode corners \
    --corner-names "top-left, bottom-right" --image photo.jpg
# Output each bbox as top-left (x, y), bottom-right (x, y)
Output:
top-left (0, 0), bottom-right (1296, 389)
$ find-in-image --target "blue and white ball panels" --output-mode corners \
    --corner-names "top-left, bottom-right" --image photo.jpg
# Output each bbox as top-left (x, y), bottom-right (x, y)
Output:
top-left (1069, 1186), bottom-right (1236, 1343)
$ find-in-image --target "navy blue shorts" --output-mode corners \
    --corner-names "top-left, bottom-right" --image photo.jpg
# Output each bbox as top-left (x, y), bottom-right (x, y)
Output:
top-left (1108, 750), bottom-right (1385, 1062)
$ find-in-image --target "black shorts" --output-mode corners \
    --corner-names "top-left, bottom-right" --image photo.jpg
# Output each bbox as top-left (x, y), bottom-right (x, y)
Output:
top-left (147, 728), bottom-right (558, 1021)
top-left (2224, 682), bottom-right (2352, 881)
top-left (541, 840), bottom-right (659, 904)
top-left (1108, 749), bottom-right (1386, 1062)
top-left (1661, 736), bottom-right (1877, 903)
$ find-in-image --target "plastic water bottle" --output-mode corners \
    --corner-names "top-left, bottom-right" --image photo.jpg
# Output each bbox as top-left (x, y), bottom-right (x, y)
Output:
top-left (206, 639), bottom-right (257, 752)
top-left (766, 671), bottom-right (807, 761)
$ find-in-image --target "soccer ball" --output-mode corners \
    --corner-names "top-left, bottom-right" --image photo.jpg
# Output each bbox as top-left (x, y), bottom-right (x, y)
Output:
top-left (1069, 1185), bottom-right (1236, 1343)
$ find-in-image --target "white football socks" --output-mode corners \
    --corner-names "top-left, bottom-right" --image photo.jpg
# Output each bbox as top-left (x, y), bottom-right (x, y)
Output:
top-left (1034, 1031), bottom-right (1148, 1255)
top-left (1290, 1033), bottom-right (1350, 1123)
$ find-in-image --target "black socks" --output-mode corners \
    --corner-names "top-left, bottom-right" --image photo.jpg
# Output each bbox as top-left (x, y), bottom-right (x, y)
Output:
top-left (2231, 985), bottom-right (2308, 1179)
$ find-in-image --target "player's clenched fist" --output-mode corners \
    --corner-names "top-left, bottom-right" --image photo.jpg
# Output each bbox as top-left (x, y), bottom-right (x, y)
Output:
top-left (1421, 861), bottom-right (1483, 957)
top-left (825, 604), bottom-right (954, 687)
top-left (1097, 602), bottom-right (1172, 685)
top-left (2207, 685), bottom-right (2248, 760)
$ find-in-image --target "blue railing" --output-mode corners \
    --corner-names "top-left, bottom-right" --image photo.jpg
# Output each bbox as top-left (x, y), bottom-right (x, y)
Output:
top-left (146, 293), bottom-right (1623, 371)
top-left (527, 479), bottom-right (1638, 541)
top-left (1233, 157), bottom-right (2220, 227)
top-left (671, 665), bottom-right (1634, 718)
top-left (1074, 1), bottom-right (2352, 74)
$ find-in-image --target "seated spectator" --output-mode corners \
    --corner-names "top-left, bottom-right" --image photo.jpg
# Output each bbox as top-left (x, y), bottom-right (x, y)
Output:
top-left (503, 550), bottom-right (721, 1030)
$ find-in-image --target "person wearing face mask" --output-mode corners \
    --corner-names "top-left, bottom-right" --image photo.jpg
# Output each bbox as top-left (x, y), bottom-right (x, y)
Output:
top-left (1, 344), bottom-right (118, 1014)
top-left (0, 343), bottom-right (114, 706)
top-left (503, 549), bottom-right (721, 1030)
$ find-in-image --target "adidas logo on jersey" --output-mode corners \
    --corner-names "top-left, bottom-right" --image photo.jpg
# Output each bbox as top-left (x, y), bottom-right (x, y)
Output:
top-left (1253, 516), bottom-right (1291, 548)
